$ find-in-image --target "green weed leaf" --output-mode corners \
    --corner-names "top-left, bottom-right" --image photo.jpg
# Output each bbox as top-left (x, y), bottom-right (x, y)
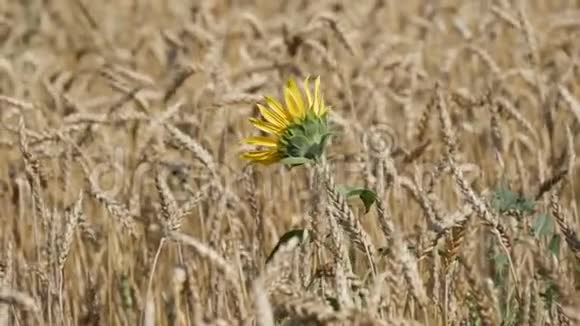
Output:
top-left (491, 184), bottom-right (535, 214)
top-left (337, 186), bottom-right (377, 213)
top-left (532, 213), bottom-right (554, 238)
top-left (325, 296), bottom-right (340, 311)
top-left (280, 157), bottom-right (313, 167)
top-left (492, 253), bottom-right (509, 272)
top-left (548, 234), bottom-right (561, 258)
top-left (265, 229), bottom-right (310, 264)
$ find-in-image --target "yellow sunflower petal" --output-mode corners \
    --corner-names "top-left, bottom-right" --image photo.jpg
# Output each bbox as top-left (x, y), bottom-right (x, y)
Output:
top-left (241, 136), bottom-right (278, 147)
top-left (257, 104), bottom-right (286, 129)
top-left (258, 152), bottom-right (282, 165)
top-left (241, 150), bottom-right (273, 159)
top-left (265, 96), bottom-right (292, 122)
top-left (241, 150), bottom-right (281, 165)
top-left (303, 76), bottom-right (313, 110)
top-left (286, 78), bottom-right (305, 117)
top-left (284, 79), bottom-right (304, 121)
top-left (313, 76), bottom-right (321, 116)
top-left (249, 118), bottom-right (282, 135)
top-left (318, 94), bottom-right (327, 117)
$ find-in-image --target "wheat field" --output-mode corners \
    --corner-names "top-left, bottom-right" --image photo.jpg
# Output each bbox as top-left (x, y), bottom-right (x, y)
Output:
top-left (0, 0), bottom-right (579, 325)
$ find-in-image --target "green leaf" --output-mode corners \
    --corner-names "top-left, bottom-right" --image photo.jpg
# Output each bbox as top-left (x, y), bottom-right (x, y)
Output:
top-left (532, 213), bottom-right (554, 238)
top-left (280, 157), bottom-right (313, 167)
top-left (377, 246), bottom-right (390, 256)
top-left (265, 229), bottom-right (310, 264)
top-left (358, 190), bottom-right (378, 213)
top-left (540, 280), bottom-right (559, 309)
top-left (337, 186), bottom-right (377, 213)
top-left (325, 296), bottom-right (340, 311)
top-left (492, 253), bottom-right (509, 271)
top-left (490, 184), bottom-right (535, 214)
top-left (548, 234), bottom-right (561, 258)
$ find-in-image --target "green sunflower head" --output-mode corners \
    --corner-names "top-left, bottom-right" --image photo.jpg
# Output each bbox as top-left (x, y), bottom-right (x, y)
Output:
top-left (241, 76), bottom-right (332, 167)
top-left (278, 110), bottom-right (331, 164)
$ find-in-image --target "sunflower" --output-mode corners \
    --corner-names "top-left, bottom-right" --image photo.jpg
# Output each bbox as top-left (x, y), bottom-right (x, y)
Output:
top-left (241, 76), bottom-right (331, 166)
